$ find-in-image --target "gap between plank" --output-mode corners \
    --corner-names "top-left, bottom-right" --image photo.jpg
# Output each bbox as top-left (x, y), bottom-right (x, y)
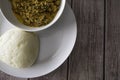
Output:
top-left (103, 0), bottom-right (107, 80)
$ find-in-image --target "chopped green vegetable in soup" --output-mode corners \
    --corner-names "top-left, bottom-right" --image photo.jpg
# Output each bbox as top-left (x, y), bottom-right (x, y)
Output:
top-left (10, 0), bottom-right (61, 27)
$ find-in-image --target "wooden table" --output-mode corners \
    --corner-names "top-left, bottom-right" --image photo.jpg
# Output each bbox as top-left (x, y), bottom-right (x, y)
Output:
top-left (1, 0), bottom-right (120, 80)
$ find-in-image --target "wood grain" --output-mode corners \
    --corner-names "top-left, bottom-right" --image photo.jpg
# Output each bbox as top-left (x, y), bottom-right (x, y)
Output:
top-left (105, 0), bottom-right (120, 80)
top-left (68, 0), bottom-right (104, 80)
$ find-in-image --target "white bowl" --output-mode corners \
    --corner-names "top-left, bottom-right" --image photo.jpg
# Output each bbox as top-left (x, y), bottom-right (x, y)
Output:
top-left (0, 0), bottom-right (66, 32)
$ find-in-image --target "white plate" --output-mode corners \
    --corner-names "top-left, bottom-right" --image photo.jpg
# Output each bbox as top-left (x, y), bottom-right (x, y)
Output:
top-left (0, 4), bottom-right (77, 78)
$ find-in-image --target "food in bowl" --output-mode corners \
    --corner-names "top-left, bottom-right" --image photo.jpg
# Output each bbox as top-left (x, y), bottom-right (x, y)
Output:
top-left (10, 0), bottom-right (61, 27)
top-left (0, 28), bottom-right (39, 68)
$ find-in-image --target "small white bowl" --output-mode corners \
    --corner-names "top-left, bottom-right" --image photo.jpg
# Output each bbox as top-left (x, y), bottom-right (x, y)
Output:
top-left (0, 0), bottom-right (66, 32)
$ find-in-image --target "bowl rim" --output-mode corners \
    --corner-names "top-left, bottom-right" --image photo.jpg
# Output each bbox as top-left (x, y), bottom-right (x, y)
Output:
top-left (0, 0), bottom-right (66, 32)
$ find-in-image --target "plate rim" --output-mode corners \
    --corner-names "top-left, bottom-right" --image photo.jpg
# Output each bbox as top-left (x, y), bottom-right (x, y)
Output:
top-left (0, 3), bottom-right (77, 78)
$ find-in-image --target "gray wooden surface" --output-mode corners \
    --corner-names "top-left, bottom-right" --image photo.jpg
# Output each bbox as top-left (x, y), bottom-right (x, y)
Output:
top-left (0, 0), bottom-right (120, 80)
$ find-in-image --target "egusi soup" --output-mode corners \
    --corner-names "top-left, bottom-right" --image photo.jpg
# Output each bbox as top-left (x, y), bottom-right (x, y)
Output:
top-left (10, 0), bottom-right (61, 27)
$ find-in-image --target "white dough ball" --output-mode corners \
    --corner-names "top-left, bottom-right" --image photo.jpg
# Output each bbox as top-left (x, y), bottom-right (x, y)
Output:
top-left (0, 28), bottom-right (39, 68)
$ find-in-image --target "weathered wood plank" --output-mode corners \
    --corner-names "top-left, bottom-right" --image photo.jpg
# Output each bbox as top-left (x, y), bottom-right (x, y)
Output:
top-left (0, 72), bottom-right (27, 80)
top-left (68, 0), bottom-right (104, 80)
top-left (66, 0), bottom-right (71, 5)
top-left (105, 0), bottom-right (120, 80)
